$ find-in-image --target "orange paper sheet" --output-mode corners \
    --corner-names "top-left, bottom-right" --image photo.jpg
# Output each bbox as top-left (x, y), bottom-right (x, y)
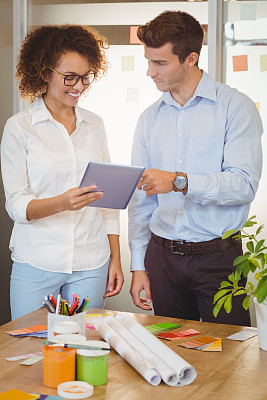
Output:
top-left (0, 389), bottom-right (38, 400)
top-left (6, 324), bottom-right (48, 336)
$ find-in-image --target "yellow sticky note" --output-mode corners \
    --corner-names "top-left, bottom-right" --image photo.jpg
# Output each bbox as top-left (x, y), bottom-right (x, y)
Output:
top-left (121, 55), bottom-right (135, 72)
top-left (260, 55), bottom-right (267, 72)
top-left (202, 338), bottom-right (222, 352)
top-left (0, 389), bottom-right (38, 400)
top-left (255, 102), bottom-right (260, 112)
top-left (232, 55), bottom-right (248, 72)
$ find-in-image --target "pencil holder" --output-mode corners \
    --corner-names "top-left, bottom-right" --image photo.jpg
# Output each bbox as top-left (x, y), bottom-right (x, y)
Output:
top-left (48, 311), bottom-right (86, 341)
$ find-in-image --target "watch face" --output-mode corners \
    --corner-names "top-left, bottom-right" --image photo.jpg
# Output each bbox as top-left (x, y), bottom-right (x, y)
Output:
top-left (174, 175), bottom-right (187, 190)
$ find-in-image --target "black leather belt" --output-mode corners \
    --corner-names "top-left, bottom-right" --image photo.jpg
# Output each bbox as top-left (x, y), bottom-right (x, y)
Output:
top-left (151, 232), bottom-right (240, 256)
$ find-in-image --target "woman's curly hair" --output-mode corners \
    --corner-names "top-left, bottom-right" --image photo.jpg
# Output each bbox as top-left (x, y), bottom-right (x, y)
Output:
top-left (16, 24), bottom-right (109, 101)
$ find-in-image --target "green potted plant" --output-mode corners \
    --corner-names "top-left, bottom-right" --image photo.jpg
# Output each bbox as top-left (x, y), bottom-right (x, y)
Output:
top-left (213, 215), bottom-right (267, 351)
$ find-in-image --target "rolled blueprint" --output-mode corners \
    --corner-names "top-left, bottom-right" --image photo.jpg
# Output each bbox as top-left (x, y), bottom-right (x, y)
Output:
top-left (115, 312), bottom-right (197, 386)
top-left (95, 317), bottom-right (161, 386)
top-left (94, 313), bottom-right (197, 386)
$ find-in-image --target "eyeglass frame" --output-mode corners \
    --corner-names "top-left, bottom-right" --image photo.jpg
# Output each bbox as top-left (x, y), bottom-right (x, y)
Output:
top-left (48, 67), bottom-right (95, 86)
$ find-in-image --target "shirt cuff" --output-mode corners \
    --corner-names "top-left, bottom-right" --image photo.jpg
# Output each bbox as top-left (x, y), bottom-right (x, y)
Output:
top-left (130, 252), bottom-right (146, 272)
top-left (186, 173), bottom-right (207, 203)
top-left (10, 195), bottom-right (37, 224)
top-left (104, 220), bottom-right (120, 235)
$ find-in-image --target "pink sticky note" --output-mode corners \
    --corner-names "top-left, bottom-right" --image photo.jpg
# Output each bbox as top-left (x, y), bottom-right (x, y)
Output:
top-left (130, 26), bottom-right (141, 44)
top-left (232, 55), bottom-right (248, 72)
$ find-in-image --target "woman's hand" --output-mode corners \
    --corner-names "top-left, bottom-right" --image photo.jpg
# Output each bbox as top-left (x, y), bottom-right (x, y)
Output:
top-left (104, 258), bottom-right (124, 298)
top-left (59, 186), bottom-right (103, 211)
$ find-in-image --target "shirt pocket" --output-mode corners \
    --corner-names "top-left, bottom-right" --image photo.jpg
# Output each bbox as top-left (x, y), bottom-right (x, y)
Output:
top-left (187, 137), bottom-right (223, 174)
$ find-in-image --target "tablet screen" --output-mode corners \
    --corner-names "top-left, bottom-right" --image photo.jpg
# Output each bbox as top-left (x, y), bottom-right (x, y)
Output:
top-left (79, 162), bottom-right (145, 209)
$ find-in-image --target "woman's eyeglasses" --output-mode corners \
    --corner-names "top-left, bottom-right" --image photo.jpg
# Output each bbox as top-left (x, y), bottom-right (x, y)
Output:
top-left (48, 67), bottom-right (95, 86)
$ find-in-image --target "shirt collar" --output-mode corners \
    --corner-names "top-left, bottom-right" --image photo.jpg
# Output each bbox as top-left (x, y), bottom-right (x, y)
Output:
top-left (30, 97), bottom-right (91, 125)
top-left (156, 70), bottom-right (217, 111)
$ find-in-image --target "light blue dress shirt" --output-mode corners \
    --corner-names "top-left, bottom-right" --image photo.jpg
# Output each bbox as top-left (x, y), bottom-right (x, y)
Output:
top-left (129, 71), bottom-right (263, 271)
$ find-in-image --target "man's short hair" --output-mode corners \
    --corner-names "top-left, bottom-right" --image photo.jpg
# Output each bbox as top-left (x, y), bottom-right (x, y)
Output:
top-left (137, 10), bottom-right (204, 65)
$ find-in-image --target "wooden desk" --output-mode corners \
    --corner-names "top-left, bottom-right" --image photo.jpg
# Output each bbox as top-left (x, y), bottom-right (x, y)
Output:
top-left (0, 308), bottom-right (266, 400)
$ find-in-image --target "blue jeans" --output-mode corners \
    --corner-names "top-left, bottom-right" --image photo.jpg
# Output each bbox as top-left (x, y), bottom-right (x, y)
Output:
top-left (10, 259), bottom-right (110, 320)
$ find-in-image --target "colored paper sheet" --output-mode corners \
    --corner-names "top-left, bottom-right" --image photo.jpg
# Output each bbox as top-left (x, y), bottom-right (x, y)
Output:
top-left (202, 338), bottom-right (222, 352)
top-left (121, 55), bottom-right (135, 72)
top-left (130, 26), bottom-right (141, 44)
top-left (240, 3), bottom-right (257, 21)
top-left (145, 322), bottom-right (182, 334)
top-left (178, 336), bottom-right (218, 349)
top-left (227, 327), bottom-right (257, 341)
top-left (0, 389), bottom-right (38, 400)
top-left (260, 55), bottom-right (267, 72)
top-left (157, 329), bottom-right (200, 340)
top-left (126, 88), bottom-right (140, 103)
top-left (34, 396), bottom-right (63, 400)
top-left (232, 55), bottom-right (248, 72)
top-left (20, 355), bottom-right (43, 365)
top-left (5, 351), bottom-right (43, 361)
top-left (36, 395), bottom-right (63, 400)
top-left (6, 324), bottom-right (47, 336)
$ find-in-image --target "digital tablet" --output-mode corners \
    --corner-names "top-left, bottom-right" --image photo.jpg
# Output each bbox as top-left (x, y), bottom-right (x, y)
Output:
top-left (79, 162), bottom-right (145, 209)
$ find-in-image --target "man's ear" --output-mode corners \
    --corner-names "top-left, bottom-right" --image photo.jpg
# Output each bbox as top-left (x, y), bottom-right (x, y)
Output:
top-left (186, 52), bottom-right (199, 67)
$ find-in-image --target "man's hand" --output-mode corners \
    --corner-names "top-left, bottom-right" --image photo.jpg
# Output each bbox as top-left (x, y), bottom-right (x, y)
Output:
top-left (130, 270), bottom-right (152, 311)
top-left (137, 169), bottom-right (176, 196)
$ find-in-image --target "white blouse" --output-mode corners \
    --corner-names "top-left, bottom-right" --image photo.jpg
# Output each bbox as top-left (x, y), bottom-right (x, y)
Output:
top-left (1, 98), bottom-right (120, 273)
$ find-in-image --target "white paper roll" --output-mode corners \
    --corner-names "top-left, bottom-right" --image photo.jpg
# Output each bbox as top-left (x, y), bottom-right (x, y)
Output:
top-left (115, 312), bottom-right (197, 386)
top-left (94, 313), bottom-right (197, 386)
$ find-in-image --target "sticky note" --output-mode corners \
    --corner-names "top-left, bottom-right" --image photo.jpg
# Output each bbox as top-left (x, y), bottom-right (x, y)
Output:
top-left (232, 55), bottom-right (248, 72)
top-left (121, 55), bottom-right (135, 72)
top-left (130, 26), bottom-right (141, 44)
top-left (260, 55), bottom-right (267, 72)
top-left (0, 389), bottom-right (38, 400)
top-left (126, 88), bottom-right (140, 103)
top-left (240, 4), bottom-right (257, 20)
top-left (255, 102), bottom-right (260, 112)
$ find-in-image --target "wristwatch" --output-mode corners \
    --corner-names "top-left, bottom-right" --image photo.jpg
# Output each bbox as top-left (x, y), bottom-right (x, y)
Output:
top-left (173, 172), bottom-right (188, 192)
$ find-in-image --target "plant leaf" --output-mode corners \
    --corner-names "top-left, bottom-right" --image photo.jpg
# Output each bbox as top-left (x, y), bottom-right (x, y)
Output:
top-left (219, 281), bottom-right (233, 288)
top-left (233, 254), bottom-right (250, 266)
top-left (224, 294), bottom-right (233, 313)
top-left (249, 258), bottom-right (260, 270)
top-left (222, 229), bottom-right (237, 239)
top-left (256, 225), bottom-right (264, 236)
top-left (255, 239), bottom-right (265, 253)
top-left (242, 296), bottom-right (250, 310)
top-left (214, 289), bottom-right (232, 303)
top-left (256, 281), bottom-right (267, 303)
top-left (213, 295), bottom-right (228, 318)
top-left (246, 241), bottom-right (254, 253)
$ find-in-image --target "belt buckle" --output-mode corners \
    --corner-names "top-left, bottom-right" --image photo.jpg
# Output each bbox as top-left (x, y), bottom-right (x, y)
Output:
top-left (170, 240), bottom-right (185, 255)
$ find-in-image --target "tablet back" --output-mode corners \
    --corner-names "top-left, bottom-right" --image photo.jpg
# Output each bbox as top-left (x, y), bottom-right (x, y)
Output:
top-left (79, 162), bottom-right (145, 209)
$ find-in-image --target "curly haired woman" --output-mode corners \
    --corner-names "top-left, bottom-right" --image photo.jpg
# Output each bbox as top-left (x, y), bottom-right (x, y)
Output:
top-left (1, 25), bottom-right (124, 319)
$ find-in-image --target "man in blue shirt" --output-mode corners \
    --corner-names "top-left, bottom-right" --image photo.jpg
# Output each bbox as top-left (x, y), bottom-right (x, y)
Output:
top-left (128, 10), bottom-right (263, 325)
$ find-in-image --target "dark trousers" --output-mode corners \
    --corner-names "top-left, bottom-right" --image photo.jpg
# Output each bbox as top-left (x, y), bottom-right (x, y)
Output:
top-left (144, 234), bottom-right (251, 326)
